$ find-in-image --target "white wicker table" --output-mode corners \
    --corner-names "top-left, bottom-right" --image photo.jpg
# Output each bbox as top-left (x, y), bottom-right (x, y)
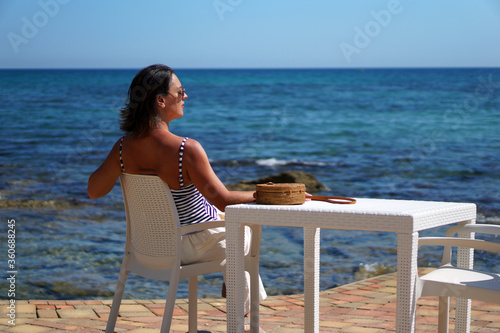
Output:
top-left (225, 198), bottom-right (476, 333)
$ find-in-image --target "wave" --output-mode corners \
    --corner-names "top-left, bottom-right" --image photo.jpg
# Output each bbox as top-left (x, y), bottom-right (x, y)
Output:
top-left (211, 158), bottom-right (340, 168)
top-left (256, 157), bottom-right (337, 167)
top-left (256, 158), bottom-right (289, 167)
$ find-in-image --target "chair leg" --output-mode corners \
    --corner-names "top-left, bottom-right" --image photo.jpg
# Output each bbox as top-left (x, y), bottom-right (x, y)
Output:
top-left (437, 296), bottom-right (450, 333)
top-left (106, 269), bottom-right (129, 333)
top-left (160, 272), bottom-right (181, 333)
top-left (188, 276), bottom-right (198, 333)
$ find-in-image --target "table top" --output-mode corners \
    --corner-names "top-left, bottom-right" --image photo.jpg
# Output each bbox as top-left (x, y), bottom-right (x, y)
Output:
top-left (225, 198), bottom-right (476, 233)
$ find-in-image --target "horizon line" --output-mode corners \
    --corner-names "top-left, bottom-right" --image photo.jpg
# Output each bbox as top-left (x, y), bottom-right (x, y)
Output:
top-left (1, 65), bottom-right (500, 71)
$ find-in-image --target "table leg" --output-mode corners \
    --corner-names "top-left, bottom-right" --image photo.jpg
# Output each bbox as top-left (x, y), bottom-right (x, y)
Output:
top-left (455, 219), bottom-right (476, 333)
top-left (396, 232), bottom-right (418, 333)
top-left (226, 221), bottom-right (246, 333)
top-left (304, 227), bottom-right (320, 333)
top-left (249, 225), bottom-right (262, 333)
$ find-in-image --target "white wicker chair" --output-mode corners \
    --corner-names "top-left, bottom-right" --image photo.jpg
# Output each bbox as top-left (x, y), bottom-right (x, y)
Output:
top-left (105, 173), bottom-right (262, 333)
top-left (416, 223), bottom-right (500, 333)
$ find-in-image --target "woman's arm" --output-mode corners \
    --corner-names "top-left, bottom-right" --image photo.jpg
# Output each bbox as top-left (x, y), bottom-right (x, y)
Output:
top-left (183, 139), bottom-right (254, 211)
top-left (87, 140), bottom-right (122, 199)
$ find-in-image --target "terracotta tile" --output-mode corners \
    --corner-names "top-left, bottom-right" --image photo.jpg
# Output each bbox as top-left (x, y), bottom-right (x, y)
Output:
top-left (8, 270), bottom-right (500, 332)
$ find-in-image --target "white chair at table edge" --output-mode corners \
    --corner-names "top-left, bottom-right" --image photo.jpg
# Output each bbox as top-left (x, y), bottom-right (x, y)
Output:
top-left (416, 223), bottom-right (500, 333)
top-left (105, 173), bottom-right (262, 333)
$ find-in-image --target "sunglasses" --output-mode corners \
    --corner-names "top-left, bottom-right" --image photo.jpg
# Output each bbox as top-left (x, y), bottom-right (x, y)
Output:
top-left (168, 87), bottom-right (186, 101)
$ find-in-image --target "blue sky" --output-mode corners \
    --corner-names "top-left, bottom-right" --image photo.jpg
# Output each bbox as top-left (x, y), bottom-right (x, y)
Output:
top-left (1, 0), bottom-right (500, 69)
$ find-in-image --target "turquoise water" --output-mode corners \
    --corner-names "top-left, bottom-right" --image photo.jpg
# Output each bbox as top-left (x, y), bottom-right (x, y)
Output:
top-left (1, 68), bottom-right (499, 300)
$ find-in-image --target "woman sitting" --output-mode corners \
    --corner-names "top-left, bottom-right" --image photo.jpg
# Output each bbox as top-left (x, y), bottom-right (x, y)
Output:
top-left (87, 64), bottom-right (266, 313)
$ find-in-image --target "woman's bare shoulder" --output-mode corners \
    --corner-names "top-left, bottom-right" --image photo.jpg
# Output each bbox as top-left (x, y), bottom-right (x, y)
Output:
top-left (184, 137), bottom-right (203, 149)
top-left (183, 138), bottom-right (208, 159)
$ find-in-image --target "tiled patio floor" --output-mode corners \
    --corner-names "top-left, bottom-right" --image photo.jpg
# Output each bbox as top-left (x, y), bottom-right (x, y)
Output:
top-left (1, 270), bottom-right (499, 332)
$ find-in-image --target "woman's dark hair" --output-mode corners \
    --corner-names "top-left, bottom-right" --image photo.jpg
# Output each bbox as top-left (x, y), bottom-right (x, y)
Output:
top-left (120, 64), bottom-right (175, 137)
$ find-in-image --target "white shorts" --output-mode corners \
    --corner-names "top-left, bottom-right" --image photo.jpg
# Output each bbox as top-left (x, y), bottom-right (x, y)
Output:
top-left (180, 225), bottom-right (267, 312)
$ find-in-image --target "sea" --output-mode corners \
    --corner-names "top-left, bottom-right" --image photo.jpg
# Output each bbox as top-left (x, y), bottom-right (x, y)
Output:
top-left (1, 68), bottom-right (499, 300)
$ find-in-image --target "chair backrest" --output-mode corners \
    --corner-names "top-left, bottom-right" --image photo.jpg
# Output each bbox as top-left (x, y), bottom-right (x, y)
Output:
top-left (120, 173), bottom-right (181, 270)
top-left (419, 223), bottom-right (500, 267)
top-left (417, 223), bottom-right (500, 332)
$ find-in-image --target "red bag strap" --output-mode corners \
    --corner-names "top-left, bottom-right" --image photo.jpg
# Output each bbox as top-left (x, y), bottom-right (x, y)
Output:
top-left (309, 195), bottom-right (356, 204)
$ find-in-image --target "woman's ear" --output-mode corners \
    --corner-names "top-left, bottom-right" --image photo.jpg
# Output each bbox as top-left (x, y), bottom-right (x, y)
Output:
top-left (156, 94), bottom-right (167, 108)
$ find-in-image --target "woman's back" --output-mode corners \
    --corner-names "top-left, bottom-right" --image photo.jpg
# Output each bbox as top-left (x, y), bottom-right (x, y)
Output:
top-left (120, 133), bottom-right (219, 225)
top-left (119, 130), bottom-right (188, 190)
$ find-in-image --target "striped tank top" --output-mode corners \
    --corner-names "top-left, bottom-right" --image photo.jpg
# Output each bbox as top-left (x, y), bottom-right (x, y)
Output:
top-left (119, 136), bottom-right (219, 226)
